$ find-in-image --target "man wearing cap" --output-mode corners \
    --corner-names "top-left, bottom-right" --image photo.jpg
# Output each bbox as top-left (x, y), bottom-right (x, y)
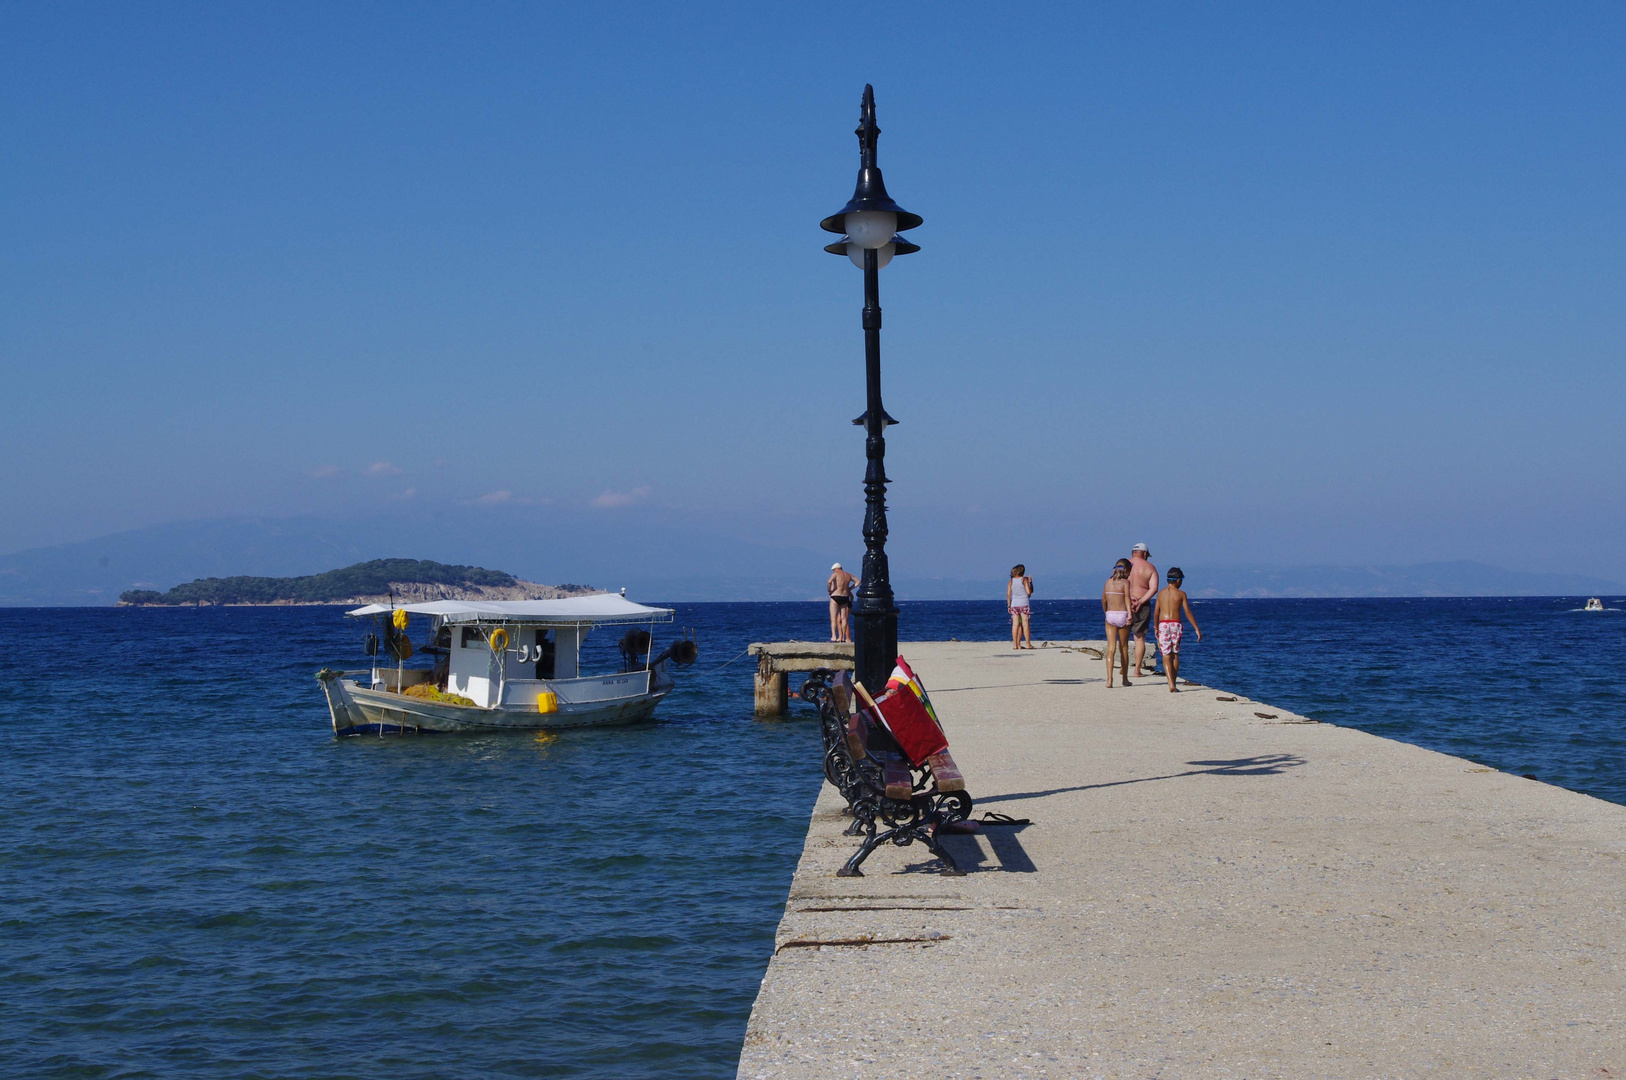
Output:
top-left (1127, 543), bottom-right (1160, 678)
top-left (827, 562), bottom-right (857, 643)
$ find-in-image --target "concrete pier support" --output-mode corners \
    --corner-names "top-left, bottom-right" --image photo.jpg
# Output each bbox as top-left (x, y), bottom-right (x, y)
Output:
top-left (747, 642), bottom-right (854, 717)
top-left (753, 665), bottom-right (787, 717)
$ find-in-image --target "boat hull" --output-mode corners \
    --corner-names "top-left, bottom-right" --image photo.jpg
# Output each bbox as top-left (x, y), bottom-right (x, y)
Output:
top-left (321, 674), bottom-right (670, 735)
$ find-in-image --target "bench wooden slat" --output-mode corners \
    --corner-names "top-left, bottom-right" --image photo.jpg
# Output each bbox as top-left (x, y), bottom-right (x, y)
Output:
top-left (827, 673), bottom-right (852, 716)
top-left (881, 747), bottom-right (914, 801)
top-left (926, 750), bottom-right (965, 793)
top-left (845, 709), bottom-right (869, 762)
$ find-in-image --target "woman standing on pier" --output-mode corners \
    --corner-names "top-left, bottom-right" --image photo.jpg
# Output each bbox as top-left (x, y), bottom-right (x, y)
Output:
top-left (1102, 558), bottom-right (1133, 686)
top-left (1008, 564), bottom-right (1035, 650)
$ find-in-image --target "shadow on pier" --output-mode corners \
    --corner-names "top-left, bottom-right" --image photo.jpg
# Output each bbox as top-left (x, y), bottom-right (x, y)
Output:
top-left (933, 678), bottom-right (1106, 693)
top-left (927, 820), bottom-right (1039, 874)
top-left (921, 755), bottom-right (1305, 875)
top-left (977, 754), bottom-right (1307, 806)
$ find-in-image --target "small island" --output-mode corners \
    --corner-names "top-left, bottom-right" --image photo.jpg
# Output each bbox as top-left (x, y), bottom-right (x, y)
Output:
top-left (118, 559), bottom-right (598, 607)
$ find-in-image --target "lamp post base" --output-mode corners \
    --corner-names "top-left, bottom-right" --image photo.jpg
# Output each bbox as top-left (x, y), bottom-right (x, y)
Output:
top-left (851, 602), bottom-right (898, 695)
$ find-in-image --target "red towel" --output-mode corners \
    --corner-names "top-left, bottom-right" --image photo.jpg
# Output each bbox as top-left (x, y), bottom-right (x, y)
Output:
top-left (871, 681), bottom-right (948, 766)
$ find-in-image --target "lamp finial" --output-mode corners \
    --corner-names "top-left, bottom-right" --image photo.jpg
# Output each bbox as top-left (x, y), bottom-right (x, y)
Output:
top-left (857, 84), bottom-right (879, 167)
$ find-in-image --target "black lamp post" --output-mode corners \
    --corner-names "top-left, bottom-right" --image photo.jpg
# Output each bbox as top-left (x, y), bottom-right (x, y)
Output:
top-left (821, 85), bottom-right (922, 694)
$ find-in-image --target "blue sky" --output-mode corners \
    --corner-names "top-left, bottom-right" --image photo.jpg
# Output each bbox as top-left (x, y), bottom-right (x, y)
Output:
top-left (3, 2), bottom-right (1624, 585)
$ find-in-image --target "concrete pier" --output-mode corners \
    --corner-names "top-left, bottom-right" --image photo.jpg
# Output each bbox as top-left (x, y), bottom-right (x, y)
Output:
top-left (737, 641), bottom-right (1626, 1078)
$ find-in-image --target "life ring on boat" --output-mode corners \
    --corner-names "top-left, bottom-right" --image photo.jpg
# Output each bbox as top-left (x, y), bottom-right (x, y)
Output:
top-left (392, 608), bottom-right (409, 630)
top-left (489, 628), bottom-right (509, 653)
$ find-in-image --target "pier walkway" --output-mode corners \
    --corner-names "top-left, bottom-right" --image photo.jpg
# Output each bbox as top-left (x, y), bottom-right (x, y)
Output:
top-left (737, 641), bottom-right (1625, 1078)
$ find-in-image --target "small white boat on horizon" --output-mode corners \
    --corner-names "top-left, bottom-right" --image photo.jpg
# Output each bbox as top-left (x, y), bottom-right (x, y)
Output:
top-left (1585, 597), bottom-right (1605, 612)
top-left (316, 594), bottom-right (696, 736)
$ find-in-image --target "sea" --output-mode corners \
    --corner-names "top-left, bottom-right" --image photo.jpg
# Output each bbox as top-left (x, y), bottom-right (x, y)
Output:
top-left (4, 597), bottom-right (1623, 1078)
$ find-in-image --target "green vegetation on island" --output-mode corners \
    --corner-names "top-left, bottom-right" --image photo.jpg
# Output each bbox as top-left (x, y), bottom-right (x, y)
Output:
top-left (119, 559), bottom-right (534, 606)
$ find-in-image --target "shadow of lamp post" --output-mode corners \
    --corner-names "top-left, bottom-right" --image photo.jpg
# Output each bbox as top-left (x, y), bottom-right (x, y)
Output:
top-left (820, 84), bottom-right (923, 695)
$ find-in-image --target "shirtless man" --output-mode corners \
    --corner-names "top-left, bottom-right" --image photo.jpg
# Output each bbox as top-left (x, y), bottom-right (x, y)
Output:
top-left (827, 563), bottom-right (856, 642)
top-left (1126, 543), bottom-right (1159, 678)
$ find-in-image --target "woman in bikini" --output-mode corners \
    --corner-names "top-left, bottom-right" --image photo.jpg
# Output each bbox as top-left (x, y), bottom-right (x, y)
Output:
top-left (1007, 564), bottom-right (1035, 650)
top-left (1102, 558), bottom-right (1133, 687)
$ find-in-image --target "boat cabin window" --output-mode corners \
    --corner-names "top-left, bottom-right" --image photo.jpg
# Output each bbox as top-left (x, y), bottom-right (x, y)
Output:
top-left (534, 630), bottom-right (555, 680)
top-left (460, 627), bottom-right (484, 649)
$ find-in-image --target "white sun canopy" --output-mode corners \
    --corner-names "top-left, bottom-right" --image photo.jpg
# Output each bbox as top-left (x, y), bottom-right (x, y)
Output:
top-left (347, 594), bottom-right (673, 627)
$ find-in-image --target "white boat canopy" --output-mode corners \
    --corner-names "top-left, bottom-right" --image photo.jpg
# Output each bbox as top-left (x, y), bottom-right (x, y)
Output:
top-left (347, 594), bottom-right (673, 627)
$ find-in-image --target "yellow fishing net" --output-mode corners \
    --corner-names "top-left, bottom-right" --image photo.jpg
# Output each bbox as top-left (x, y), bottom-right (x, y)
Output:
top-left (401, 684), bottom-right (475, 707)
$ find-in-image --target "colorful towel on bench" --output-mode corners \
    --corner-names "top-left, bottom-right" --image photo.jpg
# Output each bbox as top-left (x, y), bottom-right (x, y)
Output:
top-left (873, 654), bottom-right (949, 766)
top-left (887, 656), bottom-right (942, 727)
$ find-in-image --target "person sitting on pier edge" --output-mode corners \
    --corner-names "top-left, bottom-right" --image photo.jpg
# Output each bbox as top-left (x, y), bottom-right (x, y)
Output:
top-left (827, 562), bottom-right (855, 643)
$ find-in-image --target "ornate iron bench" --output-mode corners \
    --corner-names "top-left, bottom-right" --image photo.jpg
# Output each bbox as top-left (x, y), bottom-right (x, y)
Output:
top-left (815, 669), bottom-right (972, 877)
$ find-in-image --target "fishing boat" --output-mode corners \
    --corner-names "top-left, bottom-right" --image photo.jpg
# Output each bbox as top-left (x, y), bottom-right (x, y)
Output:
top-left (1585, 597), bottom-right (1605, 612)
top-left (316, 594), bottom-right (696, 735)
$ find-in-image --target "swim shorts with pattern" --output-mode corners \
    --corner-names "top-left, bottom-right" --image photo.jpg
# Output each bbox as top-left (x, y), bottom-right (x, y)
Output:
top-left (1156, 619), bottom-right (1183, 655)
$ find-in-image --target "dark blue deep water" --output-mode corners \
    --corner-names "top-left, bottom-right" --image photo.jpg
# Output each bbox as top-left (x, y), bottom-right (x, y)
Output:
top-left (3, 598), bottom-right (1623, 1078)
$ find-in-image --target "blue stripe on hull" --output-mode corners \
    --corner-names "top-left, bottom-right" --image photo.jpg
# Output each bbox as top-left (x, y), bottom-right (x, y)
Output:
top-left (336, 722), bottom-right (440, 737)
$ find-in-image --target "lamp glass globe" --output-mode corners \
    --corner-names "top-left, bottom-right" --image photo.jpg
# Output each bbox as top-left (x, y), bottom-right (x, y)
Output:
top-left (848, 241), bottom-right (895, 270)
top-left (844, 210), bottom-right (897, 249)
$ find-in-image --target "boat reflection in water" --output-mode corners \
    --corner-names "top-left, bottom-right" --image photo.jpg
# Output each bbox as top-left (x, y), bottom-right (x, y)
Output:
top-left (317, 595), bottom-right (696, 735)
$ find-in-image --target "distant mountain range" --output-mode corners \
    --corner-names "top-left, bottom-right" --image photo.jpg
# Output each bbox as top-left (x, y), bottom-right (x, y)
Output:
top-left (1172, 562), bottom-right (1625, 600)
top-left (0, 517), bottom-right (390, 607)
top-left (118, 559), bottom-right (596, 606)
top-left (0, 514), bottom-right (831, 606)
top-left (893, 562), bottom-right (1626, 601)
top-left (1, 516), bottom-right (1619, 605)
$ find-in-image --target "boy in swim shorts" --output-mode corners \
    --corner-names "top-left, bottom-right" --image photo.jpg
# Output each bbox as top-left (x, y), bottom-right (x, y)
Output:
top-left (1152, 568), bottom-right (1202, 692)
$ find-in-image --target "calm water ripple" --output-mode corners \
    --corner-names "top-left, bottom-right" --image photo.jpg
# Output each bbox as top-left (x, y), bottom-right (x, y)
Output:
top-left (2, 597), bottom-right (1622, 1077)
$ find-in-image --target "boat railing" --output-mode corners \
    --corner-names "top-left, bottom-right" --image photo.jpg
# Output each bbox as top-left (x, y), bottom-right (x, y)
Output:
top-left (369, 667), bottom-right (436, 692)
top-left (500, 670), bottom-right (654, 707)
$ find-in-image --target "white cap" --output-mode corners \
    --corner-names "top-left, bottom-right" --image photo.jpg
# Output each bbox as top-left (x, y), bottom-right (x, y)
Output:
top-left (1131, 543), bottom-right (1149, 553)
top-left (832, 562), bottom-right (842, 570)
